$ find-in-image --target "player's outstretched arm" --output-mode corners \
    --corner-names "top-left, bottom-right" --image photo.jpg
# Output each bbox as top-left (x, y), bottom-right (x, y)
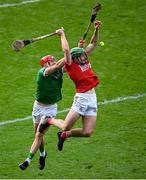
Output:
top-left (85, 20), bottom-right (102, 55)
top-left (56, 28), bottom-right (72, 65)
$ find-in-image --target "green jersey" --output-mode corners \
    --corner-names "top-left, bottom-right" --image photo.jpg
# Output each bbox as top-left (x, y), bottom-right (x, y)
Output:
top-left (35, 68), bottom-right (63, 104)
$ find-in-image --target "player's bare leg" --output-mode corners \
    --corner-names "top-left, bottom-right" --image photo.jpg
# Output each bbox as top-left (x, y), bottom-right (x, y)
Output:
top-left (48, 118), bottom-right (64, 129)
top-left (19, 119), bottom-right (49, 170)
top-left (34, 123), bottom-right (46, 169)
top-left (57, 111), bottom-right (96, 151)
top-left (57, 110), bottom-right (80, 151)
top-left (67, 116), bottom-right (96, 137)
top-left (34, 123), bottom-right (44, 152)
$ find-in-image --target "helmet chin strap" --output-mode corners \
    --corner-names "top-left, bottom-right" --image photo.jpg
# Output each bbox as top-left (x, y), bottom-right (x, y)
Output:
top-left (74, 57), bottom-right (87, 65)
top-left (73, 57), bottom-right (82, 65)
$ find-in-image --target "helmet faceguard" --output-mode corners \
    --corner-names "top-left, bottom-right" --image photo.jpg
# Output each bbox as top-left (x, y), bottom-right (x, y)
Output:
top-left (40, 55), bottom-right (54, 67)
top-left (71, 47), bottom-right (88, 65)
top-left (70, 47), bottom-right (84, 59)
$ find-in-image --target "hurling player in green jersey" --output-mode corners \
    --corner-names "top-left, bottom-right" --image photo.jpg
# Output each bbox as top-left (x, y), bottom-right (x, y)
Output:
top-left (19, 28), bottom-right (71, 170)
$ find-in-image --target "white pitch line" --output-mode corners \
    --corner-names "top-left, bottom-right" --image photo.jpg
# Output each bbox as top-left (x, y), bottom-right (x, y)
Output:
top-left (0, 0), bottom-right (41, 8)
top-left (0, 92), bottom-right (146, 126)
top-left (98, 93), bottom-right (146, 105)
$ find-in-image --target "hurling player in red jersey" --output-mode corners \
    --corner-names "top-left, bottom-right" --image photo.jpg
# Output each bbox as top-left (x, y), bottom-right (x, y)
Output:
top-left (48, 20), bottom-right (101, 151)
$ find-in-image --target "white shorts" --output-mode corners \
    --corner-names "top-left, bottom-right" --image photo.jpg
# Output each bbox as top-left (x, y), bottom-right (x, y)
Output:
top-left (71, 92), bottom-right (98, 116)
top-left (32, 101), bottom-right (57, 124)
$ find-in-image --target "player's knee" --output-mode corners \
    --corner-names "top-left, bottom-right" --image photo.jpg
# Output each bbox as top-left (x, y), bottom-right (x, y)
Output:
top-left (38, 116), bottom-right (50, 133)
top-left (62, 125), bottom-right (70, 131)
top-left (83, 130), bottom-right (93, 137)
top-left (38, 123), bottom-right (48, 133)
top-left (35, 131), bottom-right (43, 139)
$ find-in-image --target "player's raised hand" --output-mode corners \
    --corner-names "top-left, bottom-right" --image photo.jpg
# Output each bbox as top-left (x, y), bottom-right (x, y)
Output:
top-left (56, 27), bottom-right (64, 36)
top-left (94, 20), bottom-right (102, 29)
top-left (78, 39), bottom-right (86, 48)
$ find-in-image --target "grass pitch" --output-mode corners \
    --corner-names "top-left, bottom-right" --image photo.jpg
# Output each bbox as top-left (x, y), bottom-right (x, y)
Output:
top-left (0, 0), bottom-right (146, 179)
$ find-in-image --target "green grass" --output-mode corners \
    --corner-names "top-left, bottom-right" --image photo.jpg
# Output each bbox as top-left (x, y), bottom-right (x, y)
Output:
top-left (0, 0), bottom-right (146, 179)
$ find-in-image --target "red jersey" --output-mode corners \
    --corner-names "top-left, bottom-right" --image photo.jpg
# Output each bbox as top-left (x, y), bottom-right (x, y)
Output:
top-left (65, 61), bottom-right (100, 93)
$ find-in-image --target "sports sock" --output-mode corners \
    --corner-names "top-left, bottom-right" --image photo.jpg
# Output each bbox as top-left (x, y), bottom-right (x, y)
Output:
top-left (25, 152), bottom-right (34, 164)
top-left (40, 151), bottom-right (46, 157)
top-left (28, 152), bottom-right (34, 159)
top-left (26, 158), bottom-right (31, 164)
top-left (48, 118), bottom-right (53, 125)
top-left (61, 131), bottom-right (68, 140)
